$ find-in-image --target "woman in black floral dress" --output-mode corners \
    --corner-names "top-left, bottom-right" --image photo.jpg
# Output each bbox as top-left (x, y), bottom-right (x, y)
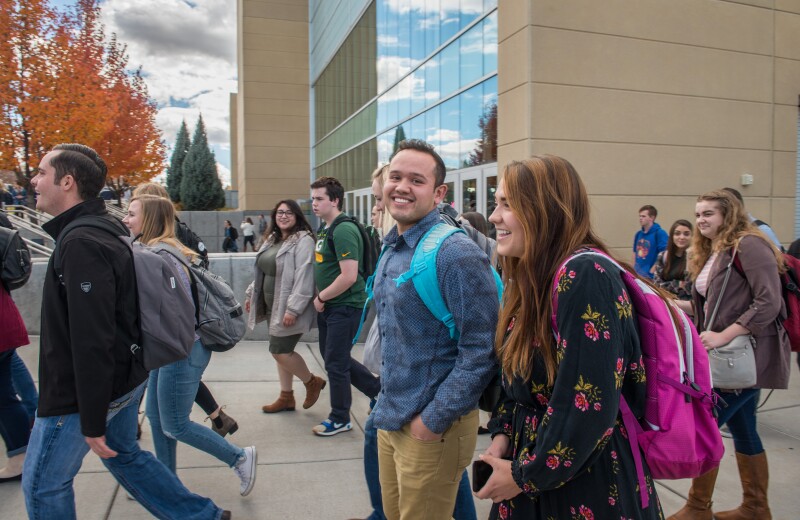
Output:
top-left (476, 155), bottom-right (663, 520)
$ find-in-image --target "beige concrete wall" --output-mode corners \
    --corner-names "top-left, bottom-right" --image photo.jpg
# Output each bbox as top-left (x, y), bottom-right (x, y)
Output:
top-left (498, 0), bottom-right (800, 250)
top-left (230, 92), bottom-right (238, 191)
top-left (236, 0), bottom-right (310, 210)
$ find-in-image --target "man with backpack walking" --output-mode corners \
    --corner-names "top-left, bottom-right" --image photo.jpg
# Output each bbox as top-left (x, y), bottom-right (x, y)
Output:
top-left (310, 176), bottom-right (381, 437)
top-left (369, 140), bottom-right (499, 519)
top-left (23, 144), bottom-right (228, 519)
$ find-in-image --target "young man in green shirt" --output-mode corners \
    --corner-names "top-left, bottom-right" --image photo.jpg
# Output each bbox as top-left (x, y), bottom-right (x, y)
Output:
top-left (310, 176), bottom-right (381, 436)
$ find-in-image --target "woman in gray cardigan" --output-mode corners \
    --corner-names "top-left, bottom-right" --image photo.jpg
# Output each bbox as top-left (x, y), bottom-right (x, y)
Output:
top-left (668, 190), bottom-right (790, 520)
top-left (245, 200), bottom-right (325, 413)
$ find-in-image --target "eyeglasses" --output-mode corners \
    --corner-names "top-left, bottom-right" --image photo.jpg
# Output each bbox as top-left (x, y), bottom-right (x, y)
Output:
top-left (275, 210), bottom-right (294, 217)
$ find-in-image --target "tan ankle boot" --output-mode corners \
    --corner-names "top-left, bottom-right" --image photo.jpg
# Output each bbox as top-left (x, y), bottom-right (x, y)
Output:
top-left (666, 466), bottom-right (719, 520)
top-left (714, 452), bottom-right (771, 520)
top-left (0, 453), bottom-right (25, 483)
top-left (262, 390), bottom-right (295, 413)
top-left (302, 374), bottom-right (327, 409)
top-left (208, 408), bottom-right (239, 437)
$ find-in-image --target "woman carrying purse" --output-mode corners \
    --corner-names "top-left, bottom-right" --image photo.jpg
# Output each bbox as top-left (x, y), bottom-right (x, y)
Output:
top-left (668, 190), bottom-right (791, 520)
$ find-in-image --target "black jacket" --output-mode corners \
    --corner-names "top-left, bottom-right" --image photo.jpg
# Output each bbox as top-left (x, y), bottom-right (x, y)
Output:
top-left (39, 198), bottom-right (146, 437)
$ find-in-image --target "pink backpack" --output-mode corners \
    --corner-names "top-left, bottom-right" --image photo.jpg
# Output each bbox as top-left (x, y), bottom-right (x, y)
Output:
top-left (552, 250), bottom-right (723, 509)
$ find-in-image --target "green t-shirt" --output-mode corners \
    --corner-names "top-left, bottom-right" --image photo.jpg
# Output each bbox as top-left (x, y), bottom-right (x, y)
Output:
top-left (314, 214), bottom-right (367, 308)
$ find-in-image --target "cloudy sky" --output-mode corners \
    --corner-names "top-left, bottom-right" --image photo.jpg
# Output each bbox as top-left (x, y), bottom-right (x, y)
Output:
top-left (53, 0), bottom-right (238, 186)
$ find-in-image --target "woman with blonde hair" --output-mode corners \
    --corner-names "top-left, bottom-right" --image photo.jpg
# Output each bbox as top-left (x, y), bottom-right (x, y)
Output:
top-left (667, 190), bottom-right (790, 520)
top-left (123, 195), bottom-right (257, 497)
top-left (245, 199), bottom-right (323, 413)
top-left (132, 183), bottom-right (235, 437)
top-left (476, 155), bottom-right (662, 519)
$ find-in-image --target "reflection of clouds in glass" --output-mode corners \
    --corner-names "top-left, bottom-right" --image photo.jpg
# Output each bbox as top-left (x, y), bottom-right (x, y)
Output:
top-left (377, 55), bottom-right (415, 91)
top-left (427, 129), bottom-right (461, 143)
top-left (377, 35), bottom-right (400, 46)
top-left (385, 0), bottom-right (484, 15)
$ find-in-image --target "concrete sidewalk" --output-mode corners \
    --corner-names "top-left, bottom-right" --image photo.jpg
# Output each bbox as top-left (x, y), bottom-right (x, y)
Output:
top-left (2, 338), bottom-right (799, 519)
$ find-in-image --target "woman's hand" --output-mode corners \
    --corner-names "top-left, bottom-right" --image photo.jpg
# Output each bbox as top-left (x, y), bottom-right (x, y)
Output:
top-left (699, 330), bottom-right (726, 350)
top-left (282, 312), bottom-right (296, 327)
top-left (484, 433), bottom-right (511, 459)
top-left (474, 453), bottom-right (522, 502)
top-left (245, 298), bottom-right (251, 313)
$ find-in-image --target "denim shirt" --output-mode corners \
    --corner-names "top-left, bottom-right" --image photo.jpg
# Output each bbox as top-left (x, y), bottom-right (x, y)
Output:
top-left (370, 208), bottom-right (499, 434)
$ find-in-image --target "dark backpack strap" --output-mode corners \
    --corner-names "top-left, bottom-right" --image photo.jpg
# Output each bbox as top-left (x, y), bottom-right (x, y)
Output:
top-left (53, 216), bottom-right (126, 285)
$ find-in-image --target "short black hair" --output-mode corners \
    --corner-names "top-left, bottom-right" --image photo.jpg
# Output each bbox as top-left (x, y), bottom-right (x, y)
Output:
top-left (390, 139), bottom-right (446, 186)
top-left (310, 176), bottom-right (345, 210)
top-left (50, 144), bottom-right (107, 201)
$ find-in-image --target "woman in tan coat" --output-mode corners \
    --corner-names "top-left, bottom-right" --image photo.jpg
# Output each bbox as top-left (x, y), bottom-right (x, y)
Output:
top-left (668, 190), bottom-right (791, 520)
top-left (245, 199), bottom-right (325, 413)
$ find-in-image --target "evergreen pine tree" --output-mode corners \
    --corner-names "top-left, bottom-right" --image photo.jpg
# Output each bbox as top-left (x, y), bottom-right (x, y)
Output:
top-left (166, 120), bottom-right (190, 202)
top-left (180, 115), bottom-right (225, 210)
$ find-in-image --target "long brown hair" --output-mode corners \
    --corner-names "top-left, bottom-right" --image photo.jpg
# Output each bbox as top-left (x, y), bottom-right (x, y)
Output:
top-left (130, 194), bottom-right (196, 260)
top-left (688, 190), bottom-right (784, 279)
top-left (495, 156), bottom-right (613, 385)
top-left (663, 219), bottom-right (693, 276)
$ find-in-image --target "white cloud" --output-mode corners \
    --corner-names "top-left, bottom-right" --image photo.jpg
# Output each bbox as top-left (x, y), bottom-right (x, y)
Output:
top-left (101, 0), bottom-right (237, 171)
top-left (216, 162), bottom-right (231, 188)
top-left (385, 0), bottom-right (484, 15)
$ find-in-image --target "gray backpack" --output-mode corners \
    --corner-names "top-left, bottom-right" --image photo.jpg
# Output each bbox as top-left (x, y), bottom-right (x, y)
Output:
top-left (153, 244), bottom-right (246, 352)
top-left (55, 217), bottom-right (196, 370)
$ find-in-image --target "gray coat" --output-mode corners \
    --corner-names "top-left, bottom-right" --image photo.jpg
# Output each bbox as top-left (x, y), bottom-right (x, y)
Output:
top-left (692, 234), bottom-right (791, 389)
top-left (246, 231), bottom-right (316, 337)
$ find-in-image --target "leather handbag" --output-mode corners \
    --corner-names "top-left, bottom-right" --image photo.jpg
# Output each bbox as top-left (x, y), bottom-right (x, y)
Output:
top-left (705, 246), bottom-right (757, 390)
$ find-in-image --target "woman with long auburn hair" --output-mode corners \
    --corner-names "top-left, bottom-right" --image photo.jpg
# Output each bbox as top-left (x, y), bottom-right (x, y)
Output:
top-left (123, 195), bottom-right (258, 497)
top-left (475, 156), bottom-right (662, 519)
top-left (667, 190), bottom-right (790, 520)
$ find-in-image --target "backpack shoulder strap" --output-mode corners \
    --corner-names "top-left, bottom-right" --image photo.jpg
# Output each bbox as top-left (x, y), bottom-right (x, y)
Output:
top-left (53, 216), bottom-right (127, 285)
top-left (395, 223), bottom-right (465, 340)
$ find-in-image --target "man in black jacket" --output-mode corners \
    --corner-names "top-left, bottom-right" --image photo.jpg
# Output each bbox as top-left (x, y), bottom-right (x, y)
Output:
top-left (22, 144), bottom-right (228, 519)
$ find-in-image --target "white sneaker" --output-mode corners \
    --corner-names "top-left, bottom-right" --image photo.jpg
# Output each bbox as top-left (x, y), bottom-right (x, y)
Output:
top-left (233, 446), bottom-right (257, 496)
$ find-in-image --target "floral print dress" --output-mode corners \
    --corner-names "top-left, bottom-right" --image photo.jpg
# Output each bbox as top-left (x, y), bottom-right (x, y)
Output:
top-left (488, 254), bottom-right (663, 520)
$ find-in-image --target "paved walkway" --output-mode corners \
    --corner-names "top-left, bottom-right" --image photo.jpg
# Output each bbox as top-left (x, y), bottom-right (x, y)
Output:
top-left (2, 338), bottom-right (799, 519)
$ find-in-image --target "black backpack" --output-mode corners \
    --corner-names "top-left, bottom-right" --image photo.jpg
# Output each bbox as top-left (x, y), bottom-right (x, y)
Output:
top-left (0, 212), bottom-right (32, 291)
top-left (327, 215), bottom-right (380, 278)
top-left (175, 218), bottom-right (209, 269)
top-left (229, 226), bottom-right (239, 241)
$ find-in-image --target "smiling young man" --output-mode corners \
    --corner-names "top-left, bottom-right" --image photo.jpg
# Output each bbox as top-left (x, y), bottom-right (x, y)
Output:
top-left (310, 176), bottom-right (381, 437)
top-left (23, 144), bottom-right (227, 520)
top-left (369, 139), bottom-right (499, 519)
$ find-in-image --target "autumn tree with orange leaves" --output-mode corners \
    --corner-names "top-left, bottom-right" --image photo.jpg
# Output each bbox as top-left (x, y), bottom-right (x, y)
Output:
top-left (0, 0), bottom-right (164, 204)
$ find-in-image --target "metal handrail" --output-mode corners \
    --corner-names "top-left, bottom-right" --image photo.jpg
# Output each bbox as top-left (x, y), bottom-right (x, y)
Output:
top-left (4, 205), bottom-right (51, 226)
top-left (6, 213), bottom-right (52, 244)
top-left (23, 237), bottom-right (53, 257)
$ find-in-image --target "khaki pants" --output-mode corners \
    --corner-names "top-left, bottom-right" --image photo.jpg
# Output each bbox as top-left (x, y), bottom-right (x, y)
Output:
top-left (378, 409), bottom-right (479, 520)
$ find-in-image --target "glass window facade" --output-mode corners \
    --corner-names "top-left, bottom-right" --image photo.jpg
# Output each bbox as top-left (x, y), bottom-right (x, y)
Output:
top-left (313, 0), bottom-right (498, 206)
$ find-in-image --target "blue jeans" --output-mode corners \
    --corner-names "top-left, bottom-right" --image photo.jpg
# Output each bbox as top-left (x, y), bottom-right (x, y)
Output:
top-left (318, 305), bottom-right (381, 424)
top-left (146, 340), bottom-right (244, 472)
top-left (0, 350), bottom-right (30, 457)
top-left (716, 388), bottom-right (763, 455)
top-left (10, 350), bottom-right (38, 422)
top-left (363, 415), bottom-right (477, 520)
top-left (23, 381), bottom-right (222, 520)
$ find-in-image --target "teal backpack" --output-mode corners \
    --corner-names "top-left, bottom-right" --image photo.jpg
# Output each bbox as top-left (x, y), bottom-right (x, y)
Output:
top-left (353, 222), bottom-right (503, 343)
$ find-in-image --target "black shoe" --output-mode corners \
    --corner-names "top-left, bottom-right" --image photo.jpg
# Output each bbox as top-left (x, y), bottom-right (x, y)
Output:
top-left (221, 511), bottom-right (232, 520)
top-left (478, 426), bottom-right (490, 435)
top-left (0, 474), bottom-right (22, 483)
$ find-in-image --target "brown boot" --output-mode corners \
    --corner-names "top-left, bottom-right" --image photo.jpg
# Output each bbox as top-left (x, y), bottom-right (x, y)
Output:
top-left (208, 408), bottom-right (239, 437)
top-left (262, 390), bottom-right (295, 413)
top-left (714, 452), bottom-right (771, 520)
top-left (302, 374), bottom-right (327, 409)
top-left (666, 466), bottom-right (719, 520)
